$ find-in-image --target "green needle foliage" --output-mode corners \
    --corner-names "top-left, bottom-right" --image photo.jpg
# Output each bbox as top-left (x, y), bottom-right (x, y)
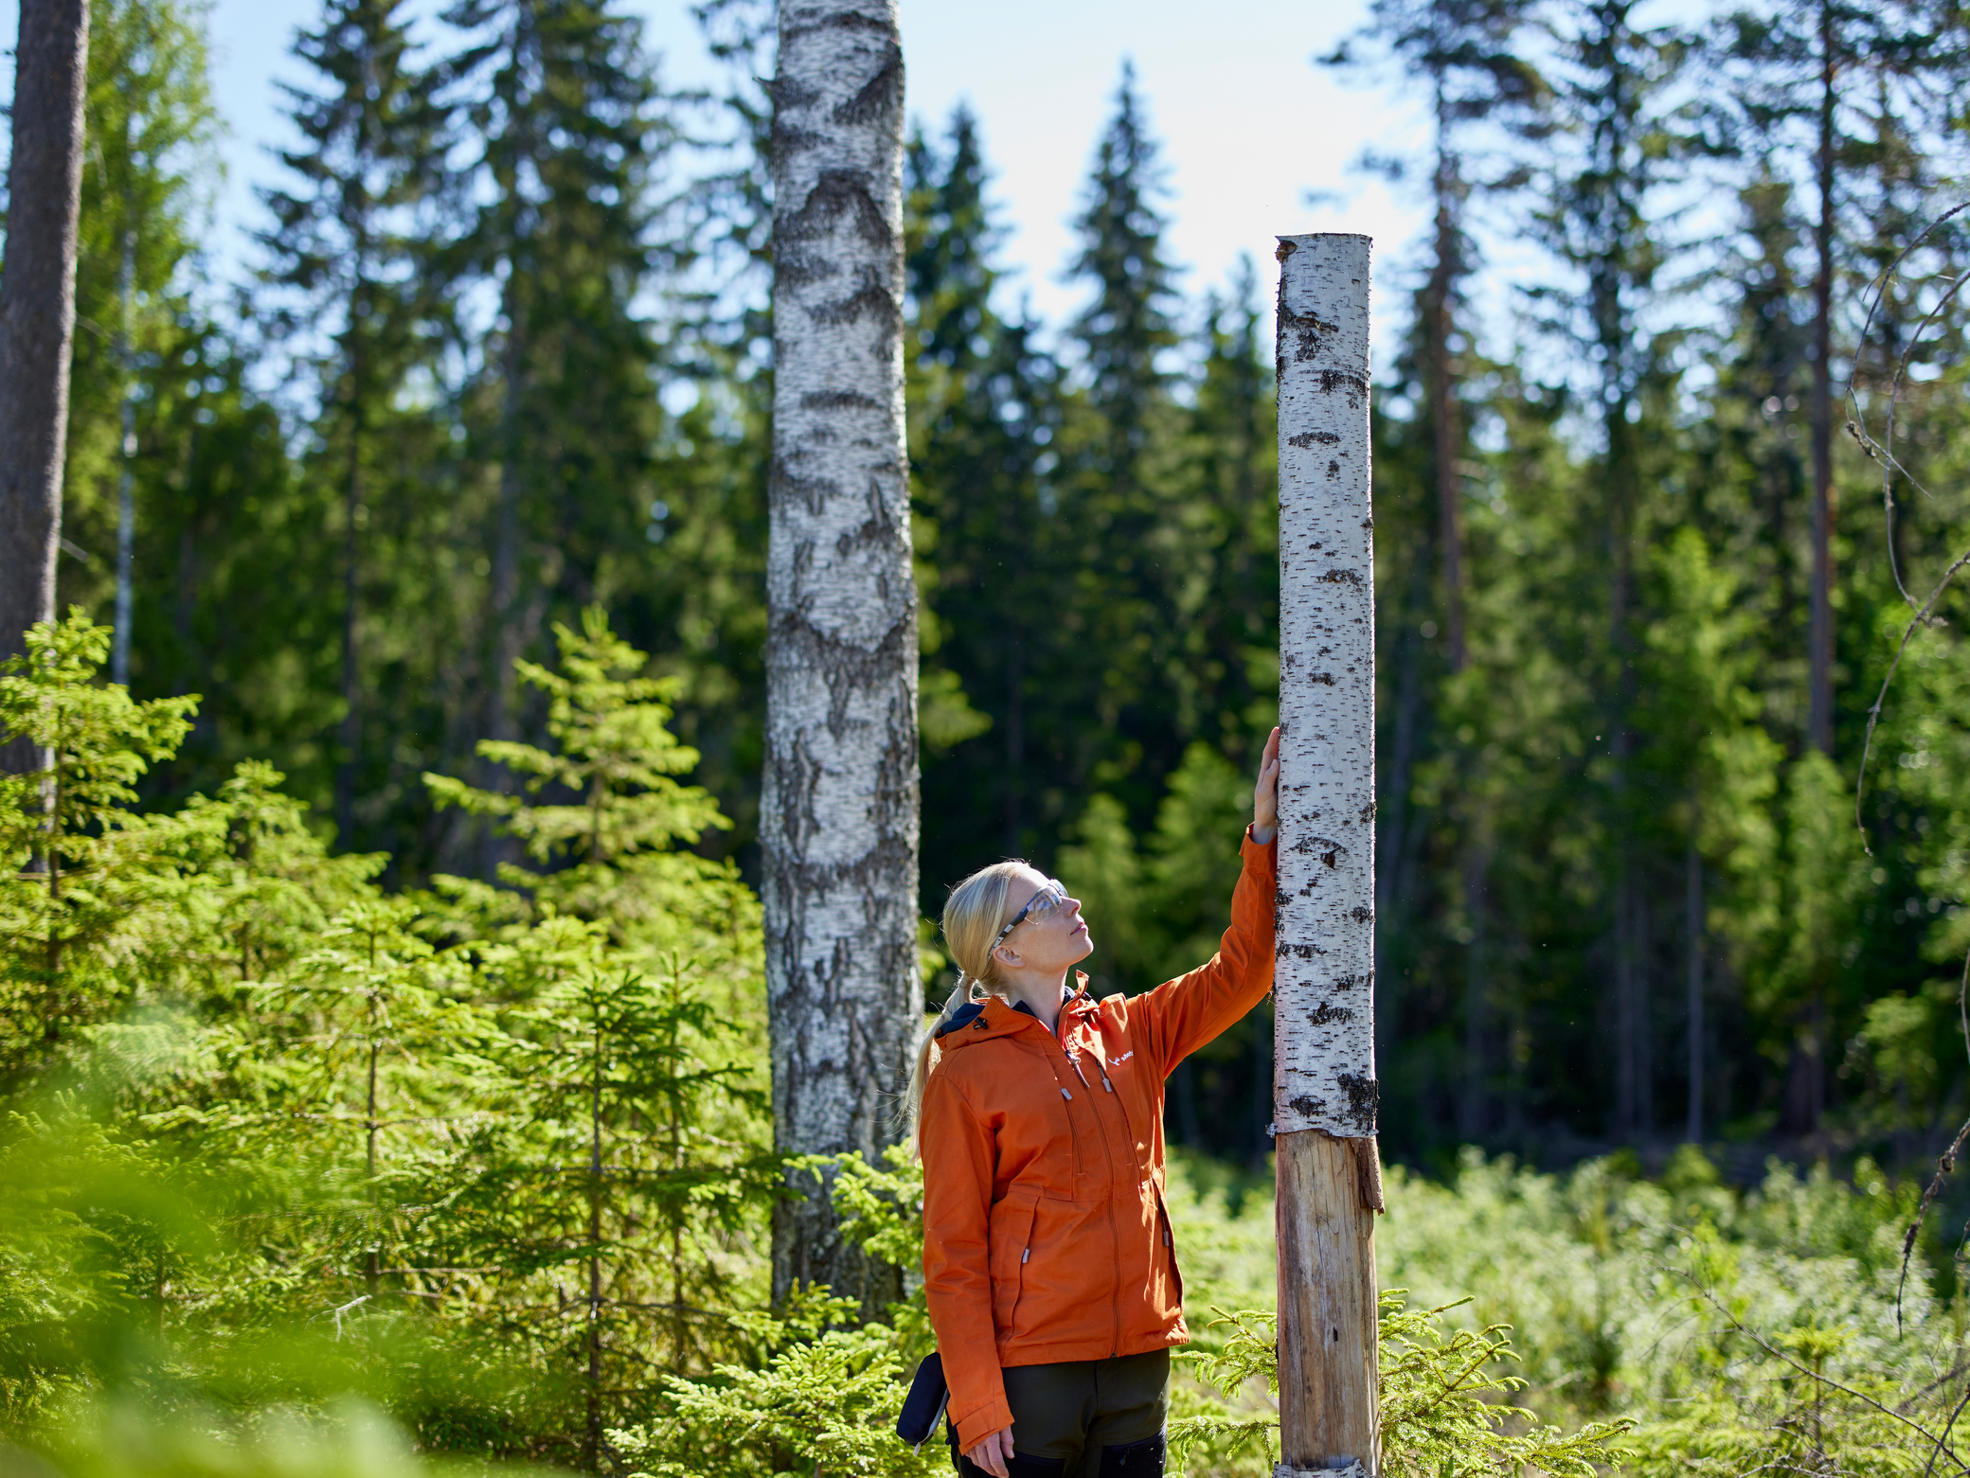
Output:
top-left (425, 607), bottom-right (742, 954)
top-left (0, 613), bottom-right (776, 1469)
top-left (1170, 1294), bottom-right (1634, 1477)
top-left (0, 613), bottom-right (198, 1085)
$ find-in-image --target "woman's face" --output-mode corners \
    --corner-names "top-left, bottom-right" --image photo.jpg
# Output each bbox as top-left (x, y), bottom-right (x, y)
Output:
top-left (992, 866), bottom-right (1094, 976)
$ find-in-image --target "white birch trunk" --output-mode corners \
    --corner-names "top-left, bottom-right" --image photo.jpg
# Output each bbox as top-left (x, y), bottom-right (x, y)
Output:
top-left (763, 0), bottom-right (917, 1312)
top-left (1273, 232), bottom-right (1380, 1478)
top-left (1274, 232), bottom-right (1377, 1141)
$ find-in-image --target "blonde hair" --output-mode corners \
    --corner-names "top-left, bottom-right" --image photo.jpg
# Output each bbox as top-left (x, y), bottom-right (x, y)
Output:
top-left (903, 859), bottom-right (1029, 1159)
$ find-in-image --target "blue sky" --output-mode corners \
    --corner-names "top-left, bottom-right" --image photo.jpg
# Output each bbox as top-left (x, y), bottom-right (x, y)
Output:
top-left (4, 0), bottom-right (1441, 350)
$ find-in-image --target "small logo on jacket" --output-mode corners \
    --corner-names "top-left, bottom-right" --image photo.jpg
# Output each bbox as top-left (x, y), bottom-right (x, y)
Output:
top-left (1110, 1051), bottom-right (1134, 1066)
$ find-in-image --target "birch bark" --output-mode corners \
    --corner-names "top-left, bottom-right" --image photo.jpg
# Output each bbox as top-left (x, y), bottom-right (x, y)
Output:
top-left (764, 0), bottom-right (917, 1313)
top-left (1273, 232), bottom-right (1380, 1478)
top-left (0, 0), bottom-right (90, 703)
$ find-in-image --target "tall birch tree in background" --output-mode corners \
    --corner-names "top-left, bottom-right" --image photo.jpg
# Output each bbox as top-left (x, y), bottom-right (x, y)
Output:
top-left (763, 0), bottom-right (917, 1312)
top-left (0, 0), bottom-right (91, 719)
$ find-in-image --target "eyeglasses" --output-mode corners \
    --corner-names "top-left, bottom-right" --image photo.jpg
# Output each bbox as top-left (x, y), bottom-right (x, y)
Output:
top-left (990, 879), bottom-right (1071, 954)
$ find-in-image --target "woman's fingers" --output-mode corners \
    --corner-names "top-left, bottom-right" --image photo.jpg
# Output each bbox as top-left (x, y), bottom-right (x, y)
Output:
top-left (967, 1427), bottom-right (1013, 1478)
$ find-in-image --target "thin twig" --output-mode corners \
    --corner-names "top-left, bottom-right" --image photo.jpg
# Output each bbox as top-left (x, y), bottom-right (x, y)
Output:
top-left (1898, 954), bottom-right (1970, 1333)
top-left (1927, 1382), bottom-right (1970, 1478)
top-left (1851, 556), bottom-right (1970, 851)
top-left (1676, 1271), bottom-right (1968, 1471)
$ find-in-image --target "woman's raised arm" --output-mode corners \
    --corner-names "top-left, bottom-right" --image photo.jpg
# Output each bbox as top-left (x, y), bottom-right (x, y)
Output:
top-left (1129, 730), bottom-right (1280, 1075)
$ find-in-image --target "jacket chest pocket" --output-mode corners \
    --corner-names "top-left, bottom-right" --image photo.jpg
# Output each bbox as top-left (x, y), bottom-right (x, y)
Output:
top-left (988, 1196), bottom-right (1039, 1334)
top-left (1107, 1052), bottom-right (1156, 1172)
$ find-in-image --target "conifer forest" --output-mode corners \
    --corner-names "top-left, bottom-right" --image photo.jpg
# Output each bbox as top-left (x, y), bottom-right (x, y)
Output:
top-left (7, 0), bottom-right (1970, 1471)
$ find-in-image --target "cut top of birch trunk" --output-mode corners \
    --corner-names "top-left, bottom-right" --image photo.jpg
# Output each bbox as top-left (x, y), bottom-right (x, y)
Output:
top-left (1272, 231), bottom-right (1377, 1142)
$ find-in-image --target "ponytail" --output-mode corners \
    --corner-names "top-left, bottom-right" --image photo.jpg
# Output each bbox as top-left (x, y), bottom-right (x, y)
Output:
top-left (902, 860), bottom-right (1028, 1161)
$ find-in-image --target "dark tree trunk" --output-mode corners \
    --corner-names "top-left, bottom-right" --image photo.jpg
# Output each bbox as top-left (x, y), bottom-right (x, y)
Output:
top-left (1808, 0), bottom-right (1837, 758)
top-left (0, 0), bottom-right (90, 767)
top-left (1425, 125), bottom-right (1466, 673)
top-left (336, 407), bottom-right (365, 843)
top-left (1374, 607), bottom-right (1426, 1070)
top-left (482, 285), bottom-right (531, 877)
top-left (1684, 836), bottom-right (1704, 1142)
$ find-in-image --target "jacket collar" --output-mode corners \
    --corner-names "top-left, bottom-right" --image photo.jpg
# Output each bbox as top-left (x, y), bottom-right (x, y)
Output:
top-left (935, 972), bottom-right (1095, 1045)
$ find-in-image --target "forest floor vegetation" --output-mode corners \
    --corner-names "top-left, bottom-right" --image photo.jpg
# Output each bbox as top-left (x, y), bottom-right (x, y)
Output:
top-left (3, 612), bottom-right (1968, 1477)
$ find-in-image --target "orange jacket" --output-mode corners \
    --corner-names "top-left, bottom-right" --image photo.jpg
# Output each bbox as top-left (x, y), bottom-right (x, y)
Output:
top-left (918, 828), bottom-right (1278, 1450)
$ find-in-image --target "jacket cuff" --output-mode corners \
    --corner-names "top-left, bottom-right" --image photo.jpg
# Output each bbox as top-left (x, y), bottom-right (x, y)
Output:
top-left (950, 1388), bottom-right (1015, 1453)
top-left (1244, 822), bottom-right (1278, 852)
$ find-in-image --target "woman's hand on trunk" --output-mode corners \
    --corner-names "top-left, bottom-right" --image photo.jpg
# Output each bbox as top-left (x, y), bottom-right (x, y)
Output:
top-left (1252, 726), bottom-right (1280, 844)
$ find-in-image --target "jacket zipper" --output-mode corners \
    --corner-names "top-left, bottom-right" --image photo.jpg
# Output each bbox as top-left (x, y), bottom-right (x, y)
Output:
top-left (1055, 1014), bottom-right (1125, 1359)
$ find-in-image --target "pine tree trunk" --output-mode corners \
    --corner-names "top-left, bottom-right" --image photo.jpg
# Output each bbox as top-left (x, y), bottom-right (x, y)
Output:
top-left (763, 0), bottom-right (916, 1315)
top-left (1426, 95), bottom-right (1492, 1141)
top-left (1426, 125), bottom-right (1466, 673)
top-left (337, 409), bottom-right (365, 842)
top-left (1273, 232), bottom-right (1380, 1478)
top-left (0, 0), bottom-right (90, 743)
top-left (483, 275), bottom-right (531, 877)
top-left (114, 223), bottom-right (137, 689)
top-left (1808, 0), bottom-right (1837, 758)
top-left (1684, 836), bottom-right (1703, 1143)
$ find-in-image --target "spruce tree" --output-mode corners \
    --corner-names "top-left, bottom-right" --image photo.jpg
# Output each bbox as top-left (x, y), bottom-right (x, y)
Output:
top-left (1067, 60), bottom-right (1178, 484)
top-left (257, 0), bottom-right (444, 848)
top-left (905, 107), bottom-right (1061, 883)
top-left (1714, 0), bottom-right (1937, 761)
top-left (431, 0), bottom-right (667, 877)
top-left (1059, 62), bottom-right (1193, 825)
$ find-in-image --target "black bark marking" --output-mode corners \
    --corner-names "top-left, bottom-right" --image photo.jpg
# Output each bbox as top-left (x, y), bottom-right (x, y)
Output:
top-left (781, 7), bottom-right (895, 45)
top-left (1287, 1094), bottom-right (1325, 1120)
top-left (781, 167), bottom-right (893, 250)
top-left (1336, 1071), bottom-right (1379, 1132)
top-left (1318, 567), bottom-right (1364, 587)
top-left (1277, 302), bottom-right (1339, 368)
top-left (1291, 833), bottom-right (1345, 861)
top-left (1326, 459), bottom-right (1340, 481)
top-left (801, 390), bottom-right (880, 410)
top-left (769, 603), bottom-right (917, 742)
top-left (771, 458), bottom-right (836, 517)
top-left (810, 276), bottom-right (900, 341)
top-left (1307, 1000), bottom-right (1354, 1026)
top-left (832, 41), bottom-right (902, 125)
top-left (835, 475), bottom-right (903, 560)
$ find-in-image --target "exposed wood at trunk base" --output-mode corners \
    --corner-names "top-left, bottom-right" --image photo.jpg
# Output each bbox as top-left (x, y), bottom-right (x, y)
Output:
top-left (1275, 1129), bottom-right (1380, 1476)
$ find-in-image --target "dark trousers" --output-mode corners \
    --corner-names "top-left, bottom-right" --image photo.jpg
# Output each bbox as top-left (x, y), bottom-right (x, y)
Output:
top-left (955, 1349), bottom-right (1168, 1478)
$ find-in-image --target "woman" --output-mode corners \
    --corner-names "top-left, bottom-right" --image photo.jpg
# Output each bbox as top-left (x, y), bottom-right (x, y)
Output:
top-left (908, 729), bottom-right (1281, 1478)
